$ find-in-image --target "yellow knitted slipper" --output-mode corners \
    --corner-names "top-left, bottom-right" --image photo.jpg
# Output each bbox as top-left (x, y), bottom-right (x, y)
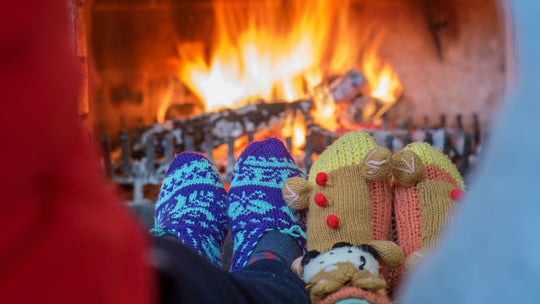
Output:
top-left (282, 131), bottom-right (397, 254)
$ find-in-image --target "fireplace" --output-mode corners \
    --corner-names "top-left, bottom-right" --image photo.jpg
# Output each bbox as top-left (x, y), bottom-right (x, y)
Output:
top-left (70, 0), bottom-right (510, 204)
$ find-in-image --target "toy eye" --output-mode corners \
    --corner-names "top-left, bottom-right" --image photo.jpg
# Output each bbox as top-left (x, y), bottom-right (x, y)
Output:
top-left (319, 260), bottom-right (325, 265)
top-left (359, 256), bottom-right (366, 271)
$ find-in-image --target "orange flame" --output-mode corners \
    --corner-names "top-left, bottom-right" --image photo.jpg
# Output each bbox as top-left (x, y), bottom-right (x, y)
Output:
top-left (282, 111), bottom-right (307, 154)
top-left (364, 52), bottom-right (403, 105)
top-left (175, 0), bottom-right (403, 130)
top-left (361, 37), bottom-right (403, 123)
top-left (177, 0), bottom-right (356, 111)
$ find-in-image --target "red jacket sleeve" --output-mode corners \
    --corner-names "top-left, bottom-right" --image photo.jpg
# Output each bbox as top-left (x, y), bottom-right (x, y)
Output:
top-left (0, 1), bottom-right (155, 303)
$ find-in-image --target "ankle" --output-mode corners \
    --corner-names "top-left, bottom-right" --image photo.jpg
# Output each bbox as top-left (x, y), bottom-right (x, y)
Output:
top-left (247, 230), bottom-right (303, 267)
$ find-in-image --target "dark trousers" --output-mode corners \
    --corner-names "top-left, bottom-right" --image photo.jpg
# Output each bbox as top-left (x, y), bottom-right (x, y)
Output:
top-left (153, 236), bottom-right (310, 304)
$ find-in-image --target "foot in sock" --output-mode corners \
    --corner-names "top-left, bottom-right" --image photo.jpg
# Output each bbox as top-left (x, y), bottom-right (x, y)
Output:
top-left (227, 138), bottom-right (307, 271)
top-left (389, 142), bottom-right (465, 293)
top-left (247, 230), bottom-right (303, 267)
top-left (151, 152), bottom-right (228, 268)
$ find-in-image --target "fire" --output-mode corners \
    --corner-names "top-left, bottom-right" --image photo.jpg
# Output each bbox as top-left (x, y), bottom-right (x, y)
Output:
top-left (282, 111), bottom-right (307, 154)
top-left (364, 52), bottom-right (403, 105)
top-left (361, 34), bottom-right (403, 123)
top-left (176, 0), bottom-right (356, 111)
top-left (174, 0), bottom-right (403, 141)
top-left (156, 81), bottom-right (174, 123)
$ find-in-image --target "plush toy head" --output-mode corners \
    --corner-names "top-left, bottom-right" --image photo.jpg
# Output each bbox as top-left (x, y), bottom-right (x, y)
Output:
top-left (299, 242), bottom-right (388, 302)
top-left (301, 242), bottom-right (380, 282)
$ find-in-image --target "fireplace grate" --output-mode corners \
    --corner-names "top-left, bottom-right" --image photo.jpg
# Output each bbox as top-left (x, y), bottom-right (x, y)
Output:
top-left (100, 112), bottom-right (483, 209)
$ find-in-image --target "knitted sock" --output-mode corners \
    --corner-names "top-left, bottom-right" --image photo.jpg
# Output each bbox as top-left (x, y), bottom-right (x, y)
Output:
top-left (151, 152), bottom-right (228, 268)
top-left (247, 230), bottom-right (303, 266)
top-left (227, 138), bottom-right (307, 272)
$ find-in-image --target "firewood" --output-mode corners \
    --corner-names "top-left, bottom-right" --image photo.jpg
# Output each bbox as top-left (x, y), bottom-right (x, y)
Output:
top-left (127, 98), bottom-right (313, 160)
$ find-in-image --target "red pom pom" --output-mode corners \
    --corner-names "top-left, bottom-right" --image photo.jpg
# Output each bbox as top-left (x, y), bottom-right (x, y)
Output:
top-left (316, 172), bottom-right (328, 186)
top-left (314, 193), bottom-right (327, 207)
top-left (326, 215), bottom-right (339, 229)
top-left (451, 189), bottom-right (465, 201)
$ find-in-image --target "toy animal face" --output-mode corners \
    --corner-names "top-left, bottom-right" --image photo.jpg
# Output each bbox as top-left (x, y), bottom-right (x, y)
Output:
top-left (301, 243), bottom-right (380, 283)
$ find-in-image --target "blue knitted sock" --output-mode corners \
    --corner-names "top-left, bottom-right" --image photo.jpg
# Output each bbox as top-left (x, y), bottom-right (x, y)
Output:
top-left (151, 152), bottom-right (228, 268)
top-left (227, 138), bottom-right (307, 271)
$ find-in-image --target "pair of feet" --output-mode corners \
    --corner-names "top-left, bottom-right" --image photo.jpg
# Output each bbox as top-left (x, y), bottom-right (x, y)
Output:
top-left (151, 138), bottom-right (306, 271)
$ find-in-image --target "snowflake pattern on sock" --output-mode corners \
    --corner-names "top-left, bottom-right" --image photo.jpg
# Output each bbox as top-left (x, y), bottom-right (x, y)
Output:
top-left (151, 153), bottom-right (227, 268)
top-left (227, 138), bottom-right (307, 271)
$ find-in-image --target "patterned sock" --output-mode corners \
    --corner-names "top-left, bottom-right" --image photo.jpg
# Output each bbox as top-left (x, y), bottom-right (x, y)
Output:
top-left (227, 138), bottom-right (307, 272)
top-left (151, 152), bottom-right (228, 268)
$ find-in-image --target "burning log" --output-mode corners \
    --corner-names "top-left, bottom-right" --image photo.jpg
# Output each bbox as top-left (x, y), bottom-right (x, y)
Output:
top-left (128, 98), bottom-right (313, 160)
top-left (329, 69), bottom-right (367, 103)
top-left (124, 69), bottom-right (367, 160)
top-left (106, 69), bottom-right (384, 194)
top-left (108, 98), bottom-right (314, 186)
top-left (310, 69), bottom-right (366, 106)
